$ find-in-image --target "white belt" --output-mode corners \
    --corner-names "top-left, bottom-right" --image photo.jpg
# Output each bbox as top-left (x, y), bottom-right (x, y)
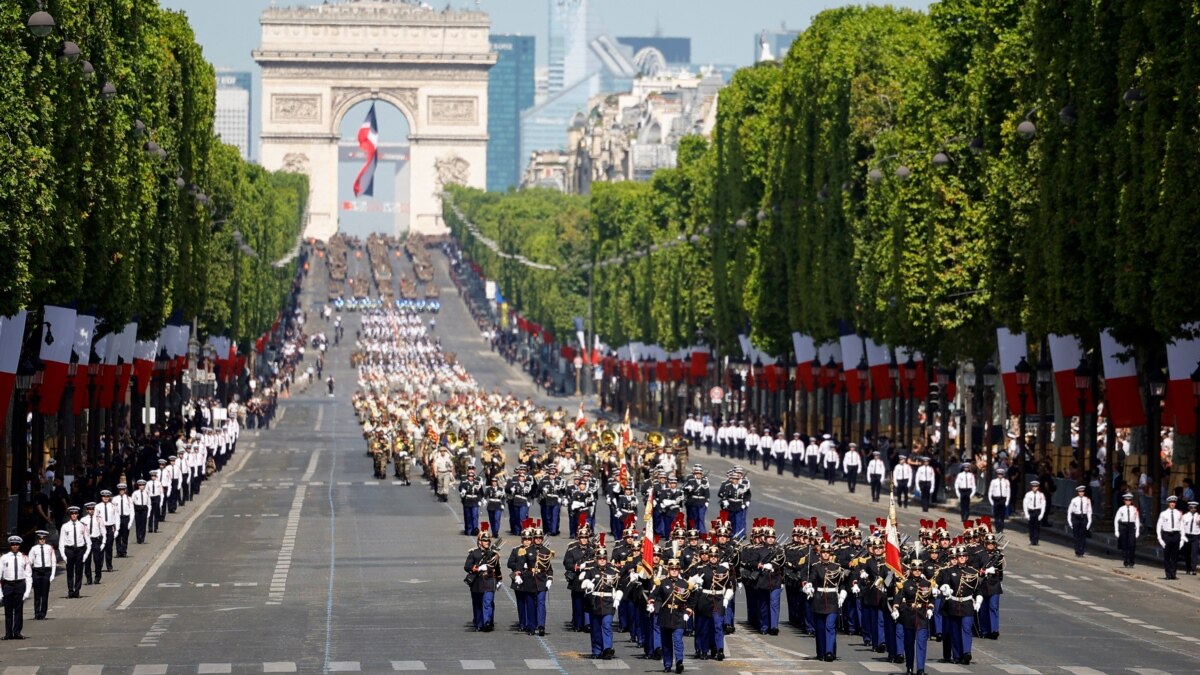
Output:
top-left (703, 589), bottom-right (724, 595)
top-left (591, 591), bottom-right (614, 597)
top-left (948, 595), bottom-right (973, 602)
top-left (817, 587), bottom-right (839, 593)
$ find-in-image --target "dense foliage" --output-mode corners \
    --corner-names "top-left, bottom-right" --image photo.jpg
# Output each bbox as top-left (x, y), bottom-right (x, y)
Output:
top-left (1, 0), bottom-right (307, 345)
top-left (445, 0), bottom-right (1200, 371)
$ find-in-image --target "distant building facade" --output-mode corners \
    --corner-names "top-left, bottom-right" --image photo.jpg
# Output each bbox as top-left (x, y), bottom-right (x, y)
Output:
top-left (215, 70), bottom-right (252, 160)
top-left (487, 35), bottom-right (536, 192)
top-left (616, 36), bottom-right (691, 66)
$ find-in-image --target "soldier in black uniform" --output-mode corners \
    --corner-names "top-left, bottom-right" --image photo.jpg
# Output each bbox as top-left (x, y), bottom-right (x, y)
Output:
top-left (935, 545), bottom-right (980, 664)
top-left (564, 525), bottom-right (596, 632)
top-left (656, 476), bottom-right (685, 541)
top-left (508, 527), bottom-right (535, 632)
top-left (738, 523), bottom-right (764, 633)
top-left (753, 523), bottom-right (785, 635)
top-left (695, 544), bottom-right (733, 660)
top-left (857, 536), bottom-right (888, 653)
top-left (458, 467), bottom-right (484, 536)
top-left (581, 544), bottom-right (621, 659)
top-left (538, 466), bottom-right (565, 537)
top-left (975, 534), bottom-right (1004, 639)
top-left (613, 486), bottom-right (639, 538)
top-left (805, 541), bottom-right (847, 661)
top-left (717, 468), bottom-right (751, 539)
top-left (483, 475), bottom-right (506, 538)
top-left (651, 558), bottom-right (696, 673)
top-left (567, 477), bottom-right (594, 539)
top-left (893, 555), bottom-right (934, 675)
top-left (525, 526), bottom-right (555, 636)
top-left (713, 522), bottom-right (742, 634)
top-left (682, 466), bottom-right (710, 533)
top-left (506, 466), bottom-right (535, 536)
top-left (464, 525), bottom-right (501, 631)
top-left (783, 522), bottom-right (813, 633)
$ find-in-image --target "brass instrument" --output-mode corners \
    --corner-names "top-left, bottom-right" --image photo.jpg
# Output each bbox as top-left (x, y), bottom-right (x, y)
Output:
top-left (517, 417), bottom-right (532, 435)
top-left (600, 429), bottom-right (616, 446)
top-left (647, 431), bottom-right (666, 449)
top-left (446, 431), bottom-right (462, 450)
top-left (485, 426), bottom-right (504, 445)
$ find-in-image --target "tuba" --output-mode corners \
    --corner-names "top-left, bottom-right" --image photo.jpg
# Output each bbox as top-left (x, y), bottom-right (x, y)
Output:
top-left (486, 426), bottom-right (504, 445)
top-left (647, 431), bottom-right (666, 449)
top-left (600, 429), bottom-right (617, 446)
top-left (446, 431), bottom-right (462, 449)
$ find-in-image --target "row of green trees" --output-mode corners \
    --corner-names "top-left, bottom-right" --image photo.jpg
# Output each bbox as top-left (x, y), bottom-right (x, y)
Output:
top-left (1, 0), bottom-right (307, 345)
top-left (446, 0), bottom-right (1200, 370)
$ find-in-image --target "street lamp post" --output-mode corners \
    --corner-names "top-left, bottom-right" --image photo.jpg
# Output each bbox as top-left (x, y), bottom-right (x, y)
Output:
top-left (810, 360), bottom-right (821, 435)
top-left (1192, 362), bottom-right (1200, 501)
top-left (1148, 367), bottom-right (1168, 524)
top-left (904, 354), bottom-right (917, 448)
top-left (824, 356), bottom-right (837, 435)
top-left (1036, 350), bottom-right (1053, 464)
top-left (888, 353), bottom-right (899, 446)
top-left (1074, 356), bottom-right (1093, 474)
top-left (752, 357), bottom-right (764, 421)
top-left (1015, 356), bottom-right (1032, 462)
top-left (856, 355), bottom-right (869, 446)
top-left (937, 365), bottom-right (954, 468)
top-left (982, 361), bottom-right (999, 483)
top-left (962, 360), bottom-right (977, 461)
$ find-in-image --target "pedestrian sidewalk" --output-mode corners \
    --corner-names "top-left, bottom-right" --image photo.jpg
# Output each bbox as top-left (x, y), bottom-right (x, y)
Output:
top-left (43, 445), bottom-right (256, 617)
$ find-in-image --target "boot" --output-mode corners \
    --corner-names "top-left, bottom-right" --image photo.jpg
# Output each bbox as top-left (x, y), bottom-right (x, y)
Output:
top-left (715, 649), bottom-right (725, 661)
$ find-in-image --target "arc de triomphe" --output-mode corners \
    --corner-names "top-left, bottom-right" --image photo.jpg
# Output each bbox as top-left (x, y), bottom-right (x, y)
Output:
top-left (254, 0), bottom-right (495, 240)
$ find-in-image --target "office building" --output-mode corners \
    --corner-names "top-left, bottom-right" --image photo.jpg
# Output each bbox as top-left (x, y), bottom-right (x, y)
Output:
top-left (547, 0), bottom-right (601, 95)
top-left (487, 35), bottom-right (536, 192)
top-left (214, 70), bottom-right (252, 160)
top-left (616, 37), bottom-right (691, 66)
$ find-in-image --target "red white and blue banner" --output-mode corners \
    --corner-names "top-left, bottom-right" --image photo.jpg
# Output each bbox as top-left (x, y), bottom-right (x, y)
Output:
top-left (996, 328), bottom-right (1029, 414)
top-left (352, 103), bottom-right (379, 198)
top-left (1099, 330), bottom-right (1145, 428)
top-left (1165, 325), bottom-right (1200, 435)
top-left (1048, 334), bottom-right (1095, 417)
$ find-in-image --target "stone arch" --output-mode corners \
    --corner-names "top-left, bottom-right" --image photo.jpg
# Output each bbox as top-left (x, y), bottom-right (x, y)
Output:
top-left (329, 87), bottom-right (419, 139)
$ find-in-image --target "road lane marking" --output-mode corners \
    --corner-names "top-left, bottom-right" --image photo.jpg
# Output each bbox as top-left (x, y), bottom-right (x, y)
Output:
top-left (198, 665), bottom-right (232, 674)
top-left (328, 663), bottom-right (359, 672)
top-left (460, 661), bottom-right (494, 670)
top-left (391, 662), bottom-right (427, 671)
top-left (996, 667), bottom-right (1041, 675)
top-left (263, 664), bottom-right (297, 673)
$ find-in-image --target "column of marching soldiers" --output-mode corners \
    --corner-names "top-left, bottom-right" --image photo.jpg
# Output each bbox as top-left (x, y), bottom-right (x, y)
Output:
top-left (351, 305), bottom-right (1008, 675)
top-left (1, 421), bottom-right (243, 642)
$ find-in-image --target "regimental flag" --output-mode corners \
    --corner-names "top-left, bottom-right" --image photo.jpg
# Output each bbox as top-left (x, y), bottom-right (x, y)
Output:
top-left (885, 490), bottom-right (905, 576)
top-left (1099, 330), bottom-right (1145, 428)
top-left (620, 407), bottom-right (631, 450)
top-left (352, 103), bottom-right (379, 198)
top-left (38, 305), bottom-right (76, 415)
top-left (640, 478), bottom-right (656, 572)
top-left (575, 400), bottom-right (586, 429)
top-left (0, 311), bottom-right (28, 432)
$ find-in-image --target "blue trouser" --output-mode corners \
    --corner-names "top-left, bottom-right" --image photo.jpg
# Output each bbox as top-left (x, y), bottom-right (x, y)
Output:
top-left (470, 591), bottom-right (494, 629)
top-left (590, 612), bottom-right (613, 656)
top-left (745, 585), bottom-right (759, 628)
top-left (641, 608), bottom-right (661, 655)
top-left (980, 595), bottom-right (1000, 634)
top-left (509, 504), bottom-right (527, 535)
top-left (786, 586), bottom-right (803, 627)
top-left (694, 612), bottom-right (714, 653)
top-left (533, 590), bottom-right (548, 628)
top-left (729, 510), bottom-right (747, 539)
top-left (571, 590), bottom-right (589, 630)
top-left (487, 509), bottom-right (502, 536)
top-left (884, 611), bottom-right (904, 658)
top-left (863, 605), bottom-right (882, 647)
top-left (540, 504), bottom-right (559, 535)
top-left (710, 606), bottom-right (726, 650)
top-left (757, 586), bottom-right (781, 632)
top-left (462, 504), bottom-right (479, 534)
top-left (844, 594), bottom-right (860, 635)
top-left (660, 625), bottom-right (685, 669)
top-left (947, 614), bottom-right (974, 659)
top-left (814, 612), bottom-right (838, 658)
top-left (624, 600), bottom-right (640, 640)
top-left (904, 625), bottom-right (929, 672)
top-left (516, 590), bottom-right (530, 629)
top-left (687, 504), bottom-right (708, 533)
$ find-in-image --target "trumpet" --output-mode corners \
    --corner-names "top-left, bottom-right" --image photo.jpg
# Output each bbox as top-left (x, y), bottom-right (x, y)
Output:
top-left (485, 426), bottom-right (504, 445)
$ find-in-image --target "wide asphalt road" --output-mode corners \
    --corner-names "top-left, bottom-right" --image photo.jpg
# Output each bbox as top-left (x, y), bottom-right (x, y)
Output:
top-left (9, 244), bottom-right (1198, 674)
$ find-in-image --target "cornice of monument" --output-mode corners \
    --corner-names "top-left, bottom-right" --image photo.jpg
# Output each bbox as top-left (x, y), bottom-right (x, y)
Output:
top-left (261, 0), bottom-right (489, 27)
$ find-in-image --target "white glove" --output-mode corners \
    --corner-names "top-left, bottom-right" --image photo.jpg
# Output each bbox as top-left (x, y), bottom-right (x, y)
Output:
top-left (719, 561), bottom-right (730, 569)
top-left (926, 608), bottom-right (934, 619)
top-left (940, 584), bottom-right (952, 597)
top-left (647, 601), bottom-right (656, 614)
top-left (688, 574), bottom-right (704, 586)
top-left (721, 500), bottom-right (729, 509)
top-left (514, 574), bottom-right (523, 585)
top-left (1159, 540), bottom-right (1166, 549)
top-left (737, 582), bottom-right (744, 591)
top-left (973, 595), bottom-right (983, 612)
top-left (985, 566), bottom-right (996, 575)
top-left (614, 590), bottom-right (623, 606)
top-left (761, 563), bottom-right (774, 572)
top-left (722, 588), bottom-right (734, 607)
top-left (571, 501), bottom-right (584, 510)
top-left (546, 579), bottom-right (552, 589)
top-left (837, 590), bottom-right (847, 607)
top-left (478, 564), bottom-right (488, 572)
top-left (851, 582), bottom-right (859, 595)
top-left (860, 570), bottom-right (869, 580)
top-left (891, 609), bottom-right (900, 621)
top-left (930, 585), bottom-right (940, 598)
top-left (581, 579), bottom-right (595, 591)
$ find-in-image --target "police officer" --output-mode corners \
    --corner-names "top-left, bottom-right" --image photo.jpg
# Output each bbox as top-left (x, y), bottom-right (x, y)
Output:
top-left (1182, 501), bottom-right (1200, 575)
top-left (112, 483), bottom-right (134, 557)
top-left (843, 443), bottom-right (863, 492)
top-left (464, 525), bottom-right (500, 631)
top-left (916, 457), bottom-right (935, 512)
top-left (458, 466), bottom-right (484, 536)
top-left (96, 490), bottom-right (118, 571)
top-left (1156, 495), bottom-right (1185, 580)
top-left (58, 505), bottom-right (90, 598)
top-left (954, 463), bottom-right (977, 524)
top-left (147, 468), bottom-right (165, 532)
top-left (1067, 485), bottom-right (1092, 557)
top-left (81, 502), bottom-right (106, 585)
top-left (0, 536), bottom-right (29, 639)
top-left (27, 531), bottom-right (55, 620)
top-left (131, 479), bottom-right (151, 544)
top-left (1113, 492), bottom-right (1140, 567)
top-left (1021, 480), bottom-right (1046, 545)
top-left (651, 558), bottom-right (694, 673)
top-left (893, 455), bottom-right (913, 509)
top-left (867, 451), bottom-right (887, 502)
top-left (987, 468), bottom-right (1012, 532)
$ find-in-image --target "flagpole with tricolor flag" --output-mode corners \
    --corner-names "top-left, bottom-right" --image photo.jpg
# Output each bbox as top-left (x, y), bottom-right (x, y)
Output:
top-left (885, 484), bottom-right (906, 576)
top-left (640, 475), bottom-right (656, 574)
top-left (352, 102), bottom-right (379, 198)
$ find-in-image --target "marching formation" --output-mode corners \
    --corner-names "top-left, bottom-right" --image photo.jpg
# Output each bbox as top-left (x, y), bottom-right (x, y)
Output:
top-left (348, 306), bottom-right (1013, 675)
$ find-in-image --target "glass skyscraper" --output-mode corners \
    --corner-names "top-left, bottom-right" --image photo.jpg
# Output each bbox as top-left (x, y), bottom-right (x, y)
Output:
top-left (214, 70), bottom-right (253, 160)
top-left (487, 35), bottom-right (536, 192)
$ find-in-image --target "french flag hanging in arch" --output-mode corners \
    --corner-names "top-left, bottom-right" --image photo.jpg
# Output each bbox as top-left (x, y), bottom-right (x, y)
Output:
top-left (352, 103), bottom-right (379, 197)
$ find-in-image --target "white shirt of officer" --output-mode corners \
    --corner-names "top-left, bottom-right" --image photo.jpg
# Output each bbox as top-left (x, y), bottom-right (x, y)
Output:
top-left (0, 542), bottom-right (31, 600)
top-left (1156, 500), bottom-right (1185, 548)
top-left (29, 537), bottom-right (56, 582)
top-left (113, 488), bottom-right (135, 521)
top-left (915, 460), bottom-right (935, 485)
top-left (771, 435), bottom-right (788, 459)
top-left (96, 494), bottom-right (118, 528)
top-left (131, 483), bottom-right (151, 507)
top-left (759, 434), bottom-right (773, 455)
top-left (58, 513), bottom-right (93, 558)
top-left (1113, 497), bottom-right (1140, 538)
top-left (1022, 484), bottom-right (1046, 519)
top-left (1183, 505), bottom-right (1200, 538)
top-left (866, 454), bottom-right (887, 480)
top-left (987, 471), bottom-right (1012, 505)
top-left (82, 507), bottom-right (107, 547)
top-left (745, 429), bottom-right (759, 452)
top-left (787, 435), bottom-right (805, 461)
top-left (892, 458), bottom-right (913, 483)
top-left (954, 466), bottom-right (977, 495)
top-left (1068, 491), bottom-right (1093, 529)
top-left (701, 421), bottom-right (715, 442)
top-left (819, 438), bottom-right (838, 465)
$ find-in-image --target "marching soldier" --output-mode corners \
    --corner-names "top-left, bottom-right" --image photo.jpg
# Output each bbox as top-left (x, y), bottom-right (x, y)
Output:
top-left (783, 522), bottom-right (812, 633)
top-left (96, 490), bottom-right (118, 571)
top-left (0, 536), bottom-right (30, 640)
top-left (483, 474), bottom-right (505, 537)
top-left (701, 417), bottom-right (715, 455)
top-left (717, 468), bottom-right (751, 539)
top-left (538, 465), bottom-right (565, 537)
top-left (893, 455), bottom-right (913, 509)
top-left (613, 484), bottom-right (639, 538)
top-left (112, 483), bottom-right (134, 558)
top-left (893, 555), bottom-right (934, 675)
top-left (712, 522), bottom-right (742, 634)
top-left (987, 468), bottom-right (1012, 532)
top-left (464, 524), bottom-right (501, 631)
top-left (564, 525), bottom-right (595, 632)
top-left (867, 451), bottom-right (887, 502)
top-left (567, 477), bottom-right (593, 539)
top-left (1021, 480), bottom-right (1046, 545)
top-left (131, 479), bottom-right (151, 544)
top-left (506, 466), bottom-right (535, 536)
top-left (804, 541), bottom-right (847, 662)
top-left (806, 436), bottom-right (823, 479)
top-left (28, 531), bottom-right (55, 620)
top-left (976, 534), bottom-right (1004, 639)
top-left (745, 426), bottom-right (760, 467)
top-left (1114, 492), bottom-right (1140, 567)
top-left (580, 543), bottom-right (621, 659)
top-left (656, 476), bottom-right (684, 540)
top-left (858, 536), bottom-right (888, 653)
top-left (459, 466), bottom-right (484, 536)
top-left (1067, 485), bottom-right (1093, 557)
top-left (753, 523), bottom-right (785, 635)
top-left (81, 502), bottom-right (106, 585)
top-left (525, 527), bottom-right (555, 636)
top-left (651, 558), bottom-right (695, 673)
top-left (1183, 501), bottom-right (1200, 575)
top-left (1156, 495), bottom-right (1185, 580)
top-left (935, 545), bottom-right (981, 664)
top-left (433, 446), bottom-right (456, 502)
top-left (822, 438), bottom-right (840, 485)
top-left (58, 506), bottom-right (90, 598)
top-left (682, 466), bottom-right (709, 533)
top-left (147, 469), bottom-right (164, 533)
top-left (508, 526), bottom-right (535, 633)
top-left (392, 436), bottom-right (412, 485)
